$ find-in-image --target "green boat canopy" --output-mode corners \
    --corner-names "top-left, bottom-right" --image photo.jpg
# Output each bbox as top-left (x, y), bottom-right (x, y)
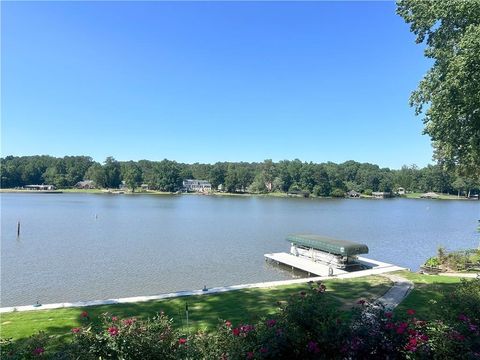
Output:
top-left (286, 234), bottom-right (369, 256)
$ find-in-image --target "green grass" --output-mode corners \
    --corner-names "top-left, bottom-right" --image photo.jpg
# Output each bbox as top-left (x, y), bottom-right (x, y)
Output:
top-left (394, 271), bottom-right (464, 318)
top-left (404, 192), bottom-right (465, 200)
top-left (0, 276), bottom-right (390, 341)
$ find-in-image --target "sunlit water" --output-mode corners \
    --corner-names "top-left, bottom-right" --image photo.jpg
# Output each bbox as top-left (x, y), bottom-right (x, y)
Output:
top-left (1, 193), bottom-right (479, 306)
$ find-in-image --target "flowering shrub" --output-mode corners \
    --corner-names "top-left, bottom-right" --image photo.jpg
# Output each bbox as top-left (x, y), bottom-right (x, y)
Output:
top-left (65, 312), bottom-right (180, 359)
top-left (0, 332), bottom-right (49, 360)
top-left (1, 280), bottom-right (479, 359)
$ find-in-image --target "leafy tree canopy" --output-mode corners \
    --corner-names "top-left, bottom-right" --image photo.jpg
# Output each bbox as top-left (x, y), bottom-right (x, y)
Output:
top-left (397, 0), bottom-right (480, 177)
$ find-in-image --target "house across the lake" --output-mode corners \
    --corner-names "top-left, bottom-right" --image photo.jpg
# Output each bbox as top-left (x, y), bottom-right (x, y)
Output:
top-left (346, 190), bottom-right (361, 198)
top-left (372, 191), bottom-right (392, 199)
top-left (75, 180), bottom-right (95, 189)
top-left (183, 179), bottom-right (212, 192)
top-left (24, 184), bottom-right (56, 191)
top-left (396, 187), bottom-right (406, 195)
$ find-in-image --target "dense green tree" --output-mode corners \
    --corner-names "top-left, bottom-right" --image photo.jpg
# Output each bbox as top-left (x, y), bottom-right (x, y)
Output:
top-left (85, 164), bottom-right (106, 188)
top-left (208, 163), bottom-right (226, 189)
top-left (103, 157), bottom-right (121, 189)
top-left (149, 160), bottom-right (182, 192)
top-left (43, 161), bottom-right (67, 188)
top-left (260, 159), bottom-right (276, 191)
top-left (397, 0), bottom-right (480, 176)
top-left (121, 161), bottom-right (142, 192)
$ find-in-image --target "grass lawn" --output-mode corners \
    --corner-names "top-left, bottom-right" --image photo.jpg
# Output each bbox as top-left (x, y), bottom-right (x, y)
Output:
top-left (0, 276), bottom-right (390, 341)
top-left (404, 192), bottom-right (465, 200)
top-left (393, 271), bottom-right (464, 318)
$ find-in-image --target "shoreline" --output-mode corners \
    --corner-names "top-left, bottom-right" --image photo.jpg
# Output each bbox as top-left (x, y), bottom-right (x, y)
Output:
top-left (0, 188), bottom-right (473, 200)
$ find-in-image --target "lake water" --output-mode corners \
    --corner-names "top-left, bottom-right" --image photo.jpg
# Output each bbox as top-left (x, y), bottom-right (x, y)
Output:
top-left (1, 193), bottom-right (479, 307)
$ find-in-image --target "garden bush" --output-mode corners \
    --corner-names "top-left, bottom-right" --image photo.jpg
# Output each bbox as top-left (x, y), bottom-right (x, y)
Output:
top-left (1, 280), bottom-right (479, 359)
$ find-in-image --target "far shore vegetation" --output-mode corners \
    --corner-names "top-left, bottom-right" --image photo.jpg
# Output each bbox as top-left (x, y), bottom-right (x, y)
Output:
top-left (1, 156), bottom-right (479, 199)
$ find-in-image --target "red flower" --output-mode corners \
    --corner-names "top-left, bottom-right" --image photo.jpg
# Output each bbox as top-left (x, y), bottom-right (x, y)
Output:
top-left (246, 351), bottom-right (254, 359)
top-left (178, 338), bottom-right (187, 345)
top-left (33, 347), bottom-right (45, 356)
top-left (396, 326), bottom-right (406, 334)
top-left (232, 328), bottom-right (240, 336)
top-left (225, 320), bottom-right (232, 328)
top-left (357, 299), bottom-right (365, 305)
top-left (108, 326), bottom-right (119, 336)
top-left (406, 309), bottom-right (416, 316)
top-left (384, 312), bottom-right (393, 319)
top-left (71, 327), bottom-right (81, 334)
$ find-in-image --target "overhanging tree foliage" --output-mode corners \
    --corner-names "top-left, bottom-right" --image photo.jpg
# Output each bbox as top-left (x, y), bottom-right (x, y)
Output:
top-left (397, 0), bottom-right (480, 177)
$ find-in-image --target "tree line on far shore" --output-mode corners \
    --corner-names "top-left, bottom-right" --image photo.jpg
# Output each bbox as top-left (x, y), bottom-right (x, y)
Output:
top-left (1, 155), bottom-right (479, 197)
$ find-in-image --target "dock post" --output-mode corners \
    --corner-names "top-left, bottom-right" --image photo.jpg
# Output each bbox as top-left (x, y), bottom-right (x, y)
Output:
top-left (17, 221), bottom-right (20, 237)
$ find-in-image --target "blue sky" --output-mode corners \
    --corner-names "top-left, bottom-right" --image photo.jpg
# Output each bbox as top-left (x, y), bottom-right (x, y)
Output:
top-left (2, 1), bottom-right (433, 169)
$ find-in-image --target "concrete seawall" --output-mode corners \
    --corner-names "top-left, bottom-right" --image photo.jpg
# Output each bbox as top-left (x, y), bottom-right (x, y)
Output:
top-left (0, 258), bottom-right (405, 314)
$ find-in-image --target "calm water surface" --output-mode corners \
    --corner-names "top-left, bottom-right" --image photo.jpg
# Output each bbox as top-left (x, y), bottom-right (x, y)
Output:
top-left (1, 193), bottom-right (479, 306)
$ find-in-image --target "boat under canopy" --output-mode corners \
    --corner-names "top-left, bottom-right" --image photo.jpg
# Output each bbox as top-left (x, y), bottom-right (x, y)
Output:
top-left (286, 234), bottom-right (369, 257)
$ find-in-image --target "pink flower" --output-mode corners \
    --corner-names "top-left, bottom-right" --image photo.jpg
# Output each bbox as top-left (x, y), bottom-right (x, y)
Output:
top-left (406, 309), bottom-right (416, 316)
top-left (71, 327), bottom-right (81, 334)
top-left (260, 347), bottom-right (268, 354)
top-left (385, 322), bottom-right (395, 330)
top-left (122, 318), bottom-right (135, 326)
top-left (108, 326), bottom-right (119, 336)
top-left (111, 316), bottom-right (118, 321)
top-left (246, 352), bottom-right (254, 359)
top-left (178, 338), bottom-right (187, 345)
top-left (33, 347), bottom-right (45, 356)
top-left (307, 340), bottom-right (321, 354)
top-left (458, 314), bottom-right (469, 322)
top-left (225, 320), bottom-right (232, 328)
top-left (449, 330), bottom-right (465, 341)
top-left (266, 319), bottom-right (276, 327)
top-left (357, 299), bottom-right (365, 305)
top-left (240, 324), bottom-right (254, 334)
top-left (419, 334), bottom-right (429, 342)
top-left (384, 312), bottom-right (393, 319)
top-left (396, 326), bottom-right (406, 334)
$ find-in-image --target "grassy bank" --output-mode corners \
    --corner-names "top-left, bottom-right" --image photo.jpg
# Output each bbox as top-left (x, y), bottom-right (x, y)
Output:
top-left (0, 276), bottom-right (390, 341)
top-left (404, 192), bottom-right (467, 200)
top-left (394, 271), bottom-right (464, 318)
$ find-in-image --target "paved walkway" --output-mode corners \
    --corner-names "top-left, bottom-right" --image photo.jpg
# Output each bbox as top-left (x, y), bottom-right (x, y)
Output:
top-left (376, 273), bottom-right (414, 309)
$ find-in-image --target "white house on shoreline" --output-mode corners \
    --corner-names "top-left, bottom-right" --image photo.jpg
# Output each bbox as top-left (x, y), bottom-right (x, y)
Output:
top-left (182, 179), bottom-right (212, 193)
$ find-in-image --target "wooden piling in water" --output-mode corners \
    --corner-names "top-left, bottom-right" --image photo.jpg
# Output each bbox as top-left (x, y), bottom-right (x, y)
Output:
top-left (17, 221), bottom-right (20, 237)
